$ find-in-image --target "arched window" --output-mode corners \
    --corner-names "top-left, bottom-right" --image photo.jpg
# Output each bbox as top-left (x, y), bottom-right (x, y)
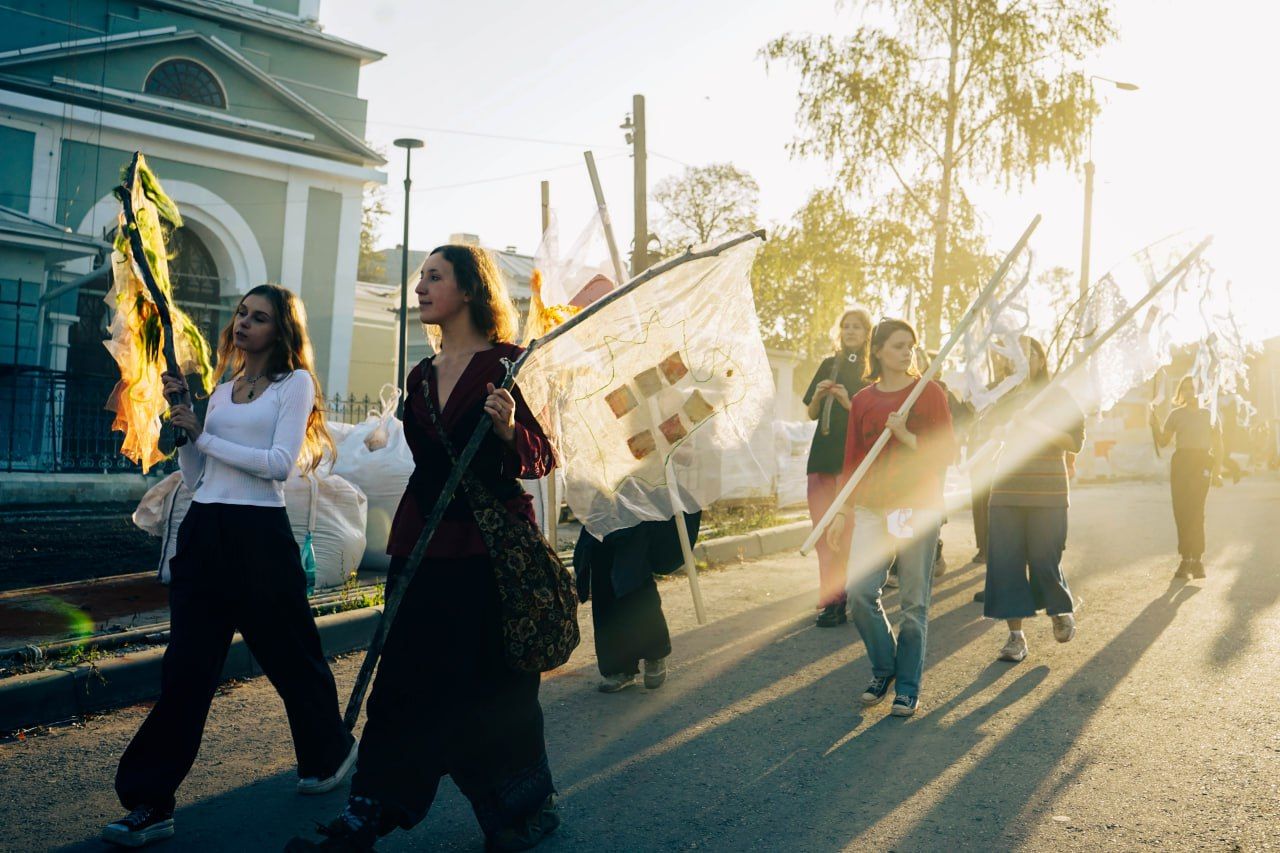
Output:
top-left (144, 59), bottom-right (226, 109)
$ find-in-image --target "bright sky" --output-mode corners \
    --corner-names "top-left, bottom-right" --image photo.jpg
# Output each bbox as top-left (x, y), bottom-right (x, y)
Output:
top-left (322, 0), bottom-right (1280, 342)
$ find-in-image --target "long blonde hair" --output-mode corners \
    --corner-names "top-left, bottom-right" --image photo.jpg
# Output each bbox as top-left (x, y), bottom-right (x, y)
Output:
top-left (213, 284), bottom-right (335, 475)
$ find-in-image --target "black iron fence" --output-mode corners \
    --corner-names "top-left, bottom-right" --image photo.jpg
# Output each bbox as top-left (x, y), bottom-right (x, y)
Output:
top-left (1, 366), bottom-right (389, 474)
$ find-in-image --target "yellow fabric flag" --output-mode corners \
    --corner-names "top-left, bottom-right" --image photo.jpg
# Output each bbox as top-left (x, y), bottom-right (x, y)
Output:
top-left (104, 154), bottom-right (216, 472)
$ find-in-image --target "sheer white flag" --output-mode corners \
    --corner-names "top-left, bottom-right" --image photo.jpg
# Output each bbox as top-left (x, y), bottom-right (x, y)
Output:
top-left (944, 249), bottom-right (1033, 413)
top-left (523, 210), bottom-right (616, 344)
top-left (517, 236), bottom-right (775, 539)
top-left (1063, 246), bottom-right (1207, 416)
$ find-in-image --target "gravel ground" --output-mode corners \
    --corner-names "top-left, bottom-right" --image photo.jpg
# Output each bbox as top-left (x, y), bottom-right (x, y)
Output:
top-left (1, 479), bottom-right (1277, 852)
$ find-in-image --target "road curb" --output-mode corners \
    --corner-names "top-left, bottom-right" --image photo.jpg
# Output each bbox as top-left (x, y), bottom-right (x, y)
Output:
top-left (1, 519), bottom-right (812, 732)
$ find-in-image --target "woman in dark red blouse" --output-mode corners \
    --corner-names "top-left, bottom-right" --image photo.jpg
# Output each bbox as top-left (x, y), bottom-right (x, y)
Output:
top-left (826, 319), bottom-right (955, 719)
top-left (289, 246), bottom-right (559, 853)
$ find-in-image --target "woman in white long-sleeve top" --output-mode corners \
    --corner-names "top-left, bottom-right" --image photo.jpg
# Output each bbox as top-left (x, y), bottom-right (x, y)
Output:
top-left (104, 285), bottom-right (356, 849)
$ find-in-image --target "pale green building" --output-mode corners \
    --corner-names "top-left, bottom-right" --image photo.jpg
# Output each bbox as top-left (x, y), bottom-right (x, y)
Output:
top-left (0, 0), bottom-right (384, 472)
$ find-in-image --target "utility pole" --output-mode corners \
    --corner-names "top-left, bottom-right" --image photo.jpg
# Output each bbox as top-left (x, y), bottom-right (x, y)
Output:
top-left (1078, 160), bottom-right (1095, 312)
top-left (1079, 76), bottom-right (1138, 322)
top-left (621, 94), bottom-right (649, 277)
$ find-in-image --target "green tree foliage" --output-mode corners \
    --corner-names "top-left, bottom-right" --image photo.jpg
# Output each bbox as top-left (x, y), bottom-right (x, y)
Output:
top-left (652, 163), bottom-right (759, 256)
top-left (764, 0), bottom-right (1117, 345)
top-left (750, 187), bottom-right (994, 364)
top-left (358, 185), bottom-right (389, 282)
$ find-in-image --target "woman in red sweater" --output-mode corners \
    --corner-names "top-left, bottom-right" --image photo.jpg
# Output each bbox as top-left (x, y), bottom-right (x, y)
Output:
top-left (826, 319), bottom-right (955, 717)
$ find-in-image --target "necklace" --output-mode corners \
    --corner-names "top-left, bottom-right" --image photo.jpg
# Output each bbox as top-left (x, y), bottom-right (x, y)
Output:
top-left (242, 372), bottom-right (265, 400)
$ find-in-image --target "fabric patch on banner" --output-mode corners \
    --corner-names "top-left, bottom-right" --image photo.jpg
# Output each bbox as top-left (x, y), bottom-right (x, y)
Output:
top-left (659, 414), bottom-right (688, 444)
top-left (886, 508), bottom-right (914, 539)
top-left (627, 430), bottom-right (657, 459)
top-left (660, 352), bottom-right (689, 384)
top-left (605, 385), bottom-right (639, 418)
top-left (683, 390), bottom-right (715, 424)
top-left (634, 367), bottom-right (664, 396)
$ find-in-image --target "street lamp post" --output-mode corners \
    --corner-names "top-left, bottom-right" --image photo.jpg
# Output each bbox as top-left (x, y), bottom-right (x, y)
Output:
top-left (1079, 76), bottom-right (1139, 313)
top-left (392, 137), bottom-right (424, 413)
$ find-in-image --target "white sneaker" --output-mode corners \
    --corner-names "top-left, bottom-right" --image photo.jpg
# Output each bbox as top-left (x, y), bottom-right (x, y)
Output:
top-left (998, 632), bottom-right (1028, 662)
top-left (297, 739), bottom-right (358, 795)
top-left (1051, 613), bottom-right (1077, 644)
top-left (598, 672), bottom-right (637, 693)
top-left (643, 657), bottom-right (668, 689)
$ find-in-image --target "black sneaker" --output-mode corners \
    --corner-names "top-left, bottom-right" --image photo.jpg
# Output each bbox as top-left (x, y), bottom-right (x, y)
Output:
top-left (815, 604), bottom-right (847, 627)
top-left (486, 794), bottom-right (561, 852)
top-left (1174, 558), bottom-right (1190, 579)
top-left (860, 675), bottom-right (894, 706)
top-left (891, 695), bottom-right (919, 717)
top-left (102, 805), bottom-right (175, 848)
top-left (971, 551), bottom-right (987, 565)
top-left (972, 590), bottom-right (986, 603)
top-left (285, 797), bottom-right (380, 852)
top-left (1188, 558), bottom-right (1206, 579)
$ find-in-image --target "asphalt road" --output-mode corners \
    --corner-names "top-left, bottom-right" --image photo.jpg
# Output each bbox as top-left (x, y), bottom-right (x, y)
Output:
top-left (2, 478), bottom-right (1277, 852)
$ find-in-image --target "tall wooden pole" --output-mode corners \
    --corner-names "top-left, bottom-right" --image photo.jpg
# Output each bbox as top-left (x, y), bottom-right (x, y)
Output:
top-left (540, 179), bottom-right (558, 551)
top-left (585, 150), bottom-right (706, 623)
top-left (632, 94), bottom-right (648, 276)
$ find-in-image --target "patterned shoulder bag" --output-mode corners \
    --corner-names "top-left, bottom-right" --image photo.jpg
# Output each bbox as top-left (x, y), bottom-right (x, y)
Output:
top-left (422, 378), bottom-right (580, 673)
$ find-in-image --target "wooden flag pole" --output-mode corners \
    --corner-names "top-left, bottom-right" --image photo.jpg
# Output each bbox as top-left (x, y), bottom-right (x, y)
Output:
top-left (800, 214), bottom-right (1042, 556)
top-left (586, 149), bottom-right (706, 623)
top-left (962, 235), bottom-right (1213, 475)
top-left (539, 179), bottom-right (558, 551)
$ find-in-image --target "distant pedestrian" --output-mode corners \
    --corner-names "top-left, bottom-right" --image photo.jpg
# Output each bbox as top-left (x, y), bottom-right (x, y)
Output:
top-left (106, 285), bottom-right (354, 849)
top-left (980, 336), bottom-right (1084, 663)
top-left (803, 307), bottom-right (871, 626)
top-left (574, 511), bottom-right (700, 693)
top-left (826, 318), bottom-right (955, 718)
top-left (1151, 376), bottom-right (1221, 579)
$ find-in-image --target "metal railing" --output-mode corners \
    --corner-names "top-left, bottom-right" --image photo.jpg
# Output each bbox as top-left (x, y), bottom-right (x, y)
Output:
top-left (0, 367), bottom-right (387, 473)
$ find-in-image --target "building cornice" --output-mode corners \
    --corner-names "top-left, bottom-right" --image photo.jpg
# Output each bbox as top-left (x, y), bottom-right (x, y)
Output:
top-left (137, 0), bottom-right (385, 63)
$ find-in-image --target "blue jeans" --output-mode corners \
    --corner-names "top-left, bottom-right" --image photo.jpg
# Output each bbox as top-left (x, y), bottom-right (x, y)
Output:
top-left (844, 507), bottom-right (942, 698)
top-left (983, 504), bottom-right (1073, 619)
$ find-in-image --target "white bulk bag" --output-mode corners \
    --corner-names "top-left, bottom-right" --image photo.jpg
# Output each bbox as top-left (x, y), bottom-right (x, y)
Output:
top-left (331, 385), bottom-right (413, 571)
top-left (283, 472), bottom-right (368, 589)
top-left (135, 469), bottom-right (368, 590)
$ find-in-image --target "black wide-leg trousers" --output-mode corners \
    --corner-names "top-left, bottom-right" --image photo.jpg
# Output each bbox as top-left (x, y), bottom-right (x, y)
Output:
top-left (115, 502), bottom-right (352, 812)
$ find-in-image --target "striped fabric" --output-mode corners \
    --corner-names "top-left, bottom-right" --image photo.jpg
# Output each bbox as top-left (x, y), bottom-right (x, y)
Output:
top-left (988, 387), bottom-right (1085, 509)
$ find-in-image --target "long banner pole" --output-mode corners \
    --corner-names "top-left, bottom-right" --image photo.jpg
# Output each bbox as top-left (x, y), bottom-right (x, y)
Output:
top-left (585, 150), bottom-right (706, 624)
top-left (800, 214), bottom-right (1042, 555)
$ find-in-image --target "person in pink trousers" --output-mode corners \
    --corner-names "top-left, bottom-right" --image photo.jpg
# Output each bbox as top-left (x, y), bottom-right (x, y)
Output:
top-left (803, 308), bottom-right (871, 626)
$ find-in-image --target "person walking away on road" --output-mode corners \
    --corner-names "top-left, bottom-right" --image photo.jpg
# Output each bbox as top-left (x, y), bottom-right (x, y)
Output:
top-left (802, 307), bottom-right (871, 627)
top-left (574, 510), bottom-right (701, 693)
top-left (825, 318), bottom-right (955, 718)
top-left (106, 285), bottom-right (355, 848)
top-left (287, 245), bottom-right (560, 853)
top-left (980, 336), bottom-right (1084, 663)
top-left (1151, 376), bottom-right (1221, 580)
